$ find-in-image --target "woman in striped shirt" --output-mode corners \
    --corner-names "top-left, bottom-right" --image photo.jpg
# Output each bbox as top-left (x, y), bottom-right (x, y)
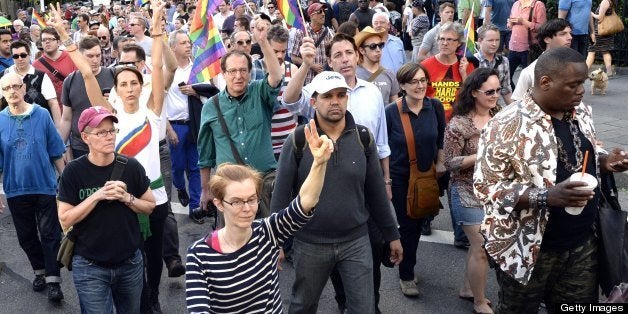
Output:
top-left (186, 120), bottom-right (333, 313)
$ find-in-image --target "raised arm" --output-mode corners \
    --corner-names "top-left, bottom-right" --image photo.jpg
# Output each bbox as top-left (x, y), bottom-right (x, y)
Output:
top-left (282, 37), bottom-right (316, 103)
top-left (148, 0), bottom-right (166, 116)
top-left (298, 119), bottom-right (334, 213)
top-left (252, 17), bottom-right (282, 88)
top-left (48, 3), bottom-right (112, 111)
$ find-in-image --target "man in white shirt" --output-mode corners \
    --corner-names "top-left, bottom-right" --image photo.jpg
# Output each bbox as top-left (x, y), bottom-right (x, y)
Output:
top-left (213, 0), bottom-right (233, 32)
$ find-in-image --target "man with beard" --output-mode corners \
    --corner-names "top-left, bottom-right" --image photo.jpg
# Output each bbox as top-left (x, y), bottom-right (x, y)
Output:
top-left (97, 27), bottom-right (113, 67)
top-left (291, 2), bottom-right (335, 84)
top-left (33, 27), bottom-right (78, 107)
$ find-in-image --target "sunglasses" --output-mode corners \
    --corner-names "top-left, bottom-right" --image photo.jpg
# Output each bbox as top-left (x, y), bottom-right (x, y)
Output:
top-left (117, 61), bottom-right (139, 67)
top-left (98, 36), bottom-right (108, 40)
top-left (12, 53), bottom-right (29, 59)
top-left (362, 42), bottom-right (385, 50)
top-left (476, 87), bottom-right (502, 96)
top-left (129, 23), bottom-right (138, 26)
top-left (236, 39), bottom-right (252, 46)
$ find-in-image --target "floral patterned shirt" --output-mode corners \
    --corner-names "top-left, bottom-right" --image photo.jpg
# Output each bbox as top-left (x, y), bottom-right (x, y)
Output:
top-left (473, 92), bottom-right (598, 285)
top-left (444, 114), bottom-right (482, 208)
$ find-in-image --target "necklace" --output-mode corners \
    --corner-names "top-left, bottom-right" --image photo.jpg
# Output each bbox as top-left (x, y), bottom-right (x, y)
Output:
top-left (555, 113), bottom-right (583, 172)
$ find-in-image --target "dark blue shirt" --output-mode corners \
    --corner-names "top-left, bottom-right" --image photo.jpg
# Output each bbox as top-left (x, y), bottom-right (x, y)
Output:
top-left (0, 56), bottom-right (14, 72)
top-left (385, 97), bottom-right (445, 186)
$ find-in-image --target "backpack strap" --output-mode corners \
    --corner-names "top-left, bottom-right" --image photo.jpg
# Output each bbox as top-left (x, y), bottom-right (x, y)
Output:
top-left (293, 124), bottom-right (307, 167)
top-left (37, 57), bottom-right (66, 82)
top-left (110, 154), bottom-right (128, 180)
top-left (355, 124), bottom-right (372, 159)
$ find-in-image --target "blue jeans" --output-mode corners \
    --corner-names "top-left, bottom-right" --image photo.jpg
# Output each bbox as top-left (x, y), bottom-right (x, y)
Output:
top-left (289, 235), bottom-right (374, 314)
top-left (508, 50), bottom-right (529, 90)
top-left (72, 249), bottom-right (143, 314)
top-left (169, 123), bottom-right (201, 211)
top-left (7, 194), bottom-right (61, 282)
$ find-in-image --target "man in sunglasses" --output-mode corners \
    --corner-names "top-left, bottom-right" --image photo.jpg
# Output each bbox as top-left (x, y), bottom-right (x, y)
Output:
top-left (129, 17), bottom-right (153, 57)
top-left (1, 40), bottom-right (61, 125)
top-left (355, 26), bottom-right (400, 104)
top-left (291, 2), bottom-right (335, 84)
top-left (97, 27), bottom-right (113, 67)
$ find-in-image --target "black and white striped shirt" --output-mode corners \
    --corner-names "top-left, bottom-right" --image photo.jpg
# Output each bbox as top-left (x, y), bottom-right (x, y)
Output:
top-left (186, 197), bottom-right (312, 313)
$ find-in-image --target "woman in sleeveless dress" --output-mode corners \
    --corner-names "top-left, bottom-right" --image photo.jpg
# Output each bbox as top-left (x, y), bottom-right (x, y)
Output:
top-left (586, 0), bottom-right (615, 75)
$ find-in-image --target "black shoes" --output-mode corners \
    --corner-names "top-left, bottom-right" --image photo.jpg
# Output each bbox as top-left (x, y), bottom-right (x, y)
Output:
top-left (47, 283), bottom-right (64, 302)
top-left (454, 239), bottom-right (471, 249)
top-left (178, 189), bottom-right (190, 207)
top-left (167, 259), bottom-right (186, 278)
top-left (189, 213), bottom-right (205, 225)
top-left (32, 274), bottom-right (46, 292)
top-left (421, 221), bottom-right (432, 236)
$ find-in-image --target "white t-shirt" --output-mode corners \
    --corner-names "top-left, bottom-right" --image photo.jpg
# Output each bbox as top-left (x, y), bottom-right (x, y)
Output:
top-left (403, 6), bottom-right (414, 33)
top-left (165, 62), bottom-right (192, 121)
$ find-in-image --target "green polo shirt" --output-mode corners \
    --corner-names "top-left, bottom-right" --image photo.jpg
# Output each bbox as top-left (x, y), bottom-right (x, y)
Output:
top-left (197, 74), bottom-right (281, 172)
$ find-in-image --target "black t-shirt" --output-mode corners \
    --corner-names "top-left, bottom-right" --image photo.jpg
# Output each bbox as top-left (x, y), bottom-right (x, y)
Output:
top-left (541, 117), bottom-right (599, 251)
top-left (57, 154), bottom-right (150, 264)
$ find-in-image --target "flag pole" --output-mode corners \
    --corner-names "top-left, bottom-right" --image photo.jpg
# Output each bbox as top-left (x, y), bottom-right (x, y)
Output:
top-left (295, 0), bottom-right (310, 37)
top-left (242, 0), bottom-right (256, 17)
top-left (463, 6), bottom-right (474, 57)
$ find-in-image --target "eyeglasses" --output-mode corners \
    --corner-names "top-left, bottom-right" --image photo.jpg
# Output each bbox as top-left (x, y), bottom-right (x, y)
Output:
top-left (84, 128), bottom-right (119, 138)
top-left (98, 36), bottom-right (108, 40)
top-left (129, 23), bottom-right (138, 26)
top-left (225, 68), bottom-right (249, 76)
top-left (236, 39), bottom-right (252, 46)
top-left (12, 53), bottom-right (29, 59)
top-left (117, 61), bottom-right (139, 67)
top-left (222, 197), bottom-right (260, 209)
top-left (41, 38), bottom-right (58, 43)
top-left (437, 37), bottom-right (459, 43)
top-left (362, 42), bottom-right (385, 50)
top-left (1, 83), bottom-right (23, 91)
top-left (407, 78), bottom-right (428, 86)
top-left (476, 87), bottom-right (502, 96)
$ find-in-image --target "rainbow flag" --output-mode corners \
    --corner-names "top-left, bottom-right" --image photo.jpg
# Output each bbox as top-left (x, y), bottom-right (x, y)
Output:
top-left (463, 7), bottom-right (476, 55)
top-left (136, 0), bottom-right (150, 7)
top-left (31, 11), bottom-right (47, 28)
top-left (277, 0), bottom-right (305, 31)
top-left (188, 0), bottom-right (226, 83)
top-left (115, 118), bottom-right (152, 157)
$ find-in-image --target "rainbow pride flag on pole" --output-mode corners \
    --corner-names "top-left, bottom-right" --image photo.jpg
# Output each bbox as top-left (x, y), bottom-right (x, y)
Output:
top-left (188, 0), bottom-right (226, 83)
top-left (136, 0), bottom-right (150, 7)
top-left (463, 7), bottom-right (476, 55)
top-left (31, 11), bottom-right (47, 28)
top-left (277, 0), bottom-right (305, 31)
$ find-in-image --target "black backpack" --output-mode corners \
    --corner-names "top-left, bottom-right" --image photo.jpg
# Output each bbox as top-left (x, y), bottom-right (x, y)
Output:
top-left (293, 123), bottom-right (372, 166)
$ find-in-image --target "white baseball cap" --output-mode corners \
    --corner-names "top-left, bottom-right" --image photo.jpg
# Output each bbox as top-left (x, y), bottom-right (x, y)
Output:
top-left (310, 71), bottom-right (350, 95)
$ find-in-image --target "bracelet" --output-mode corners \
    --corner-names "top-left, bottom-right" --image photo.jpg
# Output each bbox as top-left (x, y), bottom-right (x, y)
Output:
top-left (536, 188), bottom-right (548, 210)
top-left (384, 179), bottom-right (392, 185)
top-left (62, 37), bottom-right (75, 48)
top-left (528, 188), bottom-right (538, 210)
top-left (125, 194), bottom-right (135, 207)
top-left (150, 33), bottom-right (164, 38)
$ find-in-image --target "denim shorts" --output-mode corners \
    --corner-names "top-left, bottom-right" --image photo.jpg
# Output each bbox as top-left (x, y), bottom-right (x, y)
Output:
top-left (450, 184), bottom-right (484, 226)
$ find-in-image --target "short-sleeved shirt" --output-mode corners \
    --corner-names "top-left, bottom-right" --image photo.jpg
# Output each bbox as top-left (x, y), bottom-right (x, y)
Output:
top-left (58, 155), bottom-right (150, 265)
top-left (33, 51), bottom-right (78, 104)
top-left (458, 0), bottom-right (481, 20)
top-left (197, 75), bottom-right (281, 172)
top-left (508, 0), bottom-right (547, 52)
top-left (420, 24), bottom-right (442, 57)
top-left (356, 65), bottom-right (400, 104)
top-left (5, 65), bottom-right (56, 101)
top-left (484, 0), bottom-right (516, 31)
top-left (558, 0), bottom-right (592, 35)
top-left (421, 55), bottom-right (475, 122)
top-left (135, 36), bottom-right (154, 57)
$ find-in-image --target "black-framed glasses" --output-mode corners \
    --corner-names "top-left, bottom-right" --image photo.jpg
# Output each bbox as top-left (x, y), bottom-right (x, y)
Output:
top-left (236, 39), bottom-right (252, 46)
top-left (12, 53), bottom-right (29, 59)
top-left (407, 78), bottom-right (428, 86)
top-left (476, 87), bottom-right (502, 96)
top-left (84, 128), bottom-right (119, 138)
top-left (98, 36), bottom-right (108, 40)
top-left (117, 60), bottom-right (139, 67)
top-left (437, 37), bottom-right (459, 43)
top-left (1, 83), bottom-right (23, 91)
top-left (362, 42), bottom-right (385, 50)
top-left (222, 197), bottom-right (260, 209)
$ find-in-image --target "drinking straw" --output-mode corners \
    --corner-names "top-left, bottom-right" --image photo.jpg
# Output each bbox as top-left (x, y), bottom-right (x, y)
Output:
top-left (581, 150), bottom-right (589, 177)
